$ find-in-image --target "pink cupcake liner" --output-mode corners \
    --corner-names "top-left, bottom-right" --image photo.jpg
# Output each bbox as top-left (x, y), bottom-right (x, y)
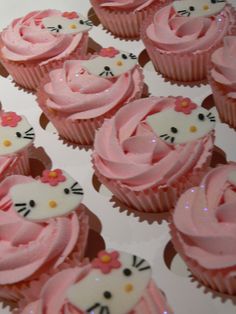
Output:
top-left (36, 66), bottom-right (144, 146)
top-left (170, 224), bottom-right (236, 295)
top-left (91, 0), bottom-right (170, 39)
top-left (0, 206), bottom-right (89, 303)
top-left (208, 72), bottom-right (236, 129)
top-left (1, 147), bottom-right (31, 182)
top-left (0, 33), bottom-right (88, 91)
top-left (92, 153), bottom-right (212, 213)
top-left (141, 5), bottom-right (236, 82)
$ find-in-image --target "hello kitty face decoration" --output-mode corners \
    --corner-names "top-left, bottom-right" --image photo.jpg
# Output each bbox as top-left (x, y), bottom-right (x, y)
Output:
top-left (67, 250), bottom-right (151, 314)
top-left (10, 169), bottom-right (84, 221)
top-left (0, 112), bottom-right (34, 156)
top-left (42, 11), bottom-right (93, 35)
top-left (146, 98), bottom-right (216, 145)
top-left (79, 47), bottom-right (138, 78)
top-left (173, 0), bottom-right (226, 17)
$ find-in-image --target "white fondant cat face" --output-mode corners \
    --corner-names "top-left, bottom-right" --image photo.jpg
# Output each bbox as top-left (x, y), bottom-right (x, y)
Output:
top-left (10, 169), bottom-right (84, 221)
top-left (0, 112), bottom-right (34, 156)
top-left (80, 49), bottom-right (137, 78)
top-left (146, 104), bottom-right (215, 145)
top-left (173, 0), bottom-right (226, 17)
top-left (42, 12), bottom-right (92, 34)
top-left (67, 251), bottom-right (151, 314)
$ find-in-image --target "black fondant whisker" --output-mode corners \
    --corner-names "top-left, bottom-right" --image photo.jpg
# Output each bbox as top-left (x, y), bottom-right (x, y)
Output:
top-left (139, 265), bottom-right (151, 271)
top-left (87, 302), bottom-right (100, 312)
top-left (171, 137), bottom-right (175, 143)
top-left (135, 259), bottom-right (145, 268)
top-left (23, 135), bottom-right (34, 140)
top-left (17, 207), bottom-right (27, 213)
top-left (160, 134), bottom-right (167, 138)
top-left (177, 9), bottom-right (190, 17)
top-left (71, 182), bottom-right (79, 189)
top-left (71, 191), bottom-right (84, 195)
top-left (15, 203), bottom-right (27, 206)
top-left (100, 306), bottom-right (110, 314)
top-left (23, 210), bottom-right (31, 217)
top-left (132, 255), bottom-right (137, 267)
top-left (25, 127), bottom-right (34, 134)
top-left (164, 136), bottom-right (170, 140)
top-left (109, 71), bottom-right (114, 77)
top-left (85, 20), bottom-right (93, 26)
top-left (129, 53), bottom-right (137, 59)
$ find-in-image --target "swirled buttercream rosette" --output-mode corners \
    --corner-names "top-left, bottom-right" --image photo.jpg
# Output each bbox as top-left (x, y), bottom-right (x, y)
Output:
top-left (140, 2), bottom-right (236, 82)
top-left (0, 110), bottom-right (35, 182)
top-left (171, 163), bottom-right (236, 295)
top-left (90, 0), bottom-right (171, 39)
top-left (0, 10), bottom-right (91, 90)
top-left (0, 169), bottom-right (89, 303)
top-left (36, 48), bottom-right (144, 146)
top-left (16, 250), bottom-right (173, 314)
top-left (92, 96), bottom-right (215, 213)
top-left (209, 36), bottom-right (236, 129)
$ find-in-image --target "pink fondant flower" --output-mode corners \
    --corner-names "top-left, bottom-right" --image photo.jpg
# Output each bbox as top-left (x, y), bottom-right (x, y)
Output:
top-left (92, 250), bottom-right (121, 274)
top-left (40, 169), bottom-right (66, 186)
top-left (62, 11), bottom-right (79, 19)
top-left (99, 47), bottom-right (120, 58)
top-left (1, 112), bottom-right (22, 127)
top-left (174, 97), bottom-right (197, 114)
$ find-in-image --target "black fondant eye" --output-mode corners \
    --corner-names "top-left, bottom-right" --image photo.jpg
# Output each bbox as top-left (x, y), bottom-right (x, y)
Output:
top-left (103, 291), bottom-right (112, 299)
top-left (58, 24), bottom-right (62, 29)
top-left (123, 268), bottom-right (132, 276)
top-left (29, 200), bottom-right (36, 207)
top-left (121, 54), bottom-right (128, 60)
top-left (79, 20), bottom-right (84, 24)
top-left (171, 127), bottom-right (178, 134)
top-left (198, 113), bottom-right (205, 121)
top-left (189, 6), bottom-right (195, 11)
top-left (16, 132), bottom-right (22, 138)
top-left (64, 188), bottom-right (70, 194)
top-left (104, 66), bottom-right (111, 71)
top-left (211, 0), bottom-right (216, 3)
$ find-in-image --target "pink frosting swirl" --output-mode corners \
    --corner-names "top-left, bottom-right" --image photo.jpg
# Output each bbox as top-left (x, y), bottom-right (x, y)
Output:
top-left (211, 36), bottom-right (236, 99)
top-left (93, 97), bottom-right (214, 191)
top-left (173, 163), bottom-right (236, 271)
top-left (1, 10), bottom-right (85, 64)
top-left (43, 59), bottom-right (142, 120)
top-left (146, 4), bottom-right (233, 53)
top-left (0, 175), bottom-right (84, 285)
top-left (99, 0), bottom-right (157, 11)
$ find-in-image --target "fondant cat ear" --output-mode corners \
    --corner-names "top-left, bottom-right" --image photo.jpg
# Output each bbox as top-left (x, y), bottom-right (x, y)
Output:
top-left (42, 12), bottom-right (93, 35)
top-left (10, 169), bottom-right (84, 222)
top-left (173, 0), bottom-right (226, 18)
top-left (79, 48), bottom-right (138, 78)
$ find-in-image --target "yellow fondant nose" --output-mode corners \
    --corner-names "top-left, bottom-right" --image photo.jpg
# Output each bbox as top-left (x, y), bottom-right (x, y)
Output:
top-left (3, 139), bottom-right (12, 147)
top-left (70, 24), bottom-right (77, 29)
top-left (190, 125), bottom-right (197, 133)
top-left (48, 171), bottom-right (58, 178)
top-left (49, 200), bottom-right (57, 208)
top-left (124, 283), bottom-right (133, 293)
top-left (203, 5), bottom-right (209, 11)
top-left (116, 60), bottom-right (123, 66)
top-left (101, 255), bottom-right (111, 263)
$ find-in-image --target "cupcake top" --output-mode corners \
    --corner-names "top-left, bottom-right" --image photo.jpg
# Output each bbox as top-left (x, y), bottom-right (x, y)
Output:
top-left (0, 169), bottom-right (86, 285)
top-left (93, 97), bottom-right (215, 191)
top-left (145, 0), bottom-right (233, 53)
top-left (1, 10), bottom-right (92, 64)
top-left (0, 111), bottom-right (34, 175)
top-left (41, 47), bottom-right (143, 120)
top-left (97, 0), bottom-right (157, 11)
top-left (173, 163), bottom-right (236, 272)
top-left (20, 250), bottom-right (173, 314)
top-left (211, 36), bottom-right (236, 99)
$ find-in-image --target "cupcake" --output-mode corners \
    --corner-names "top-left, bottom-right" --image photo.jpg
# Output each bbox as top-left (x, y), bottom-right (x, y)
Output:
top-left (0, 110), bottom-right (35, 182)
top-left (209, 36), bottom-right (236, 129)
top-left (0, 10), bottom-right (92, 90)
top-left (141, 0), bottom-right (236, 82)
top-left (171, 163), bottom-right (236, 295)
top-left (37, 47), bottom-right (144, 146)
top-left (90, 0), bottom-right (169, 39)
top-left (93, 96), bottom-right (216, 213)
top-left (18, 249), bottom-right (173, 314)
top-left (0, 169), bottom-right (89, 302)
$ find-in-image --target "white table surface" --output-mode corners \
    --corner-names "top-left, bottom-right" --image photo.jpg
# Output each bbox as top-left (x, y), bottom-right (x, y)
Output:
top-left (0, 1), bottom-right (236, 313)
